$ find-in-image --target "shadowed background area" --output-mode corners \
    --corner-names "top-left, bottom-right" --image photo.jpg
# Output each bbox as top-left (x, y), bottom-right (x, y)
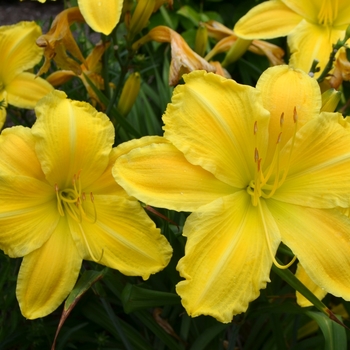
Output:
top-left (0, 0), bottom-right (63, 26)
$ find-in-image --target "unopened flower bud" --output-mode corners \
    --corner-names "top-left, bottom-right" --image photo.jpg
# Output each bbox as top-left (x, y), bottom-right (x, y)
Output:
top-left (117, 72), bottom-right (141, 117)
top-left (195, 23), bottom-right (208, 57)
top-left (128, 0), bottom-right (156, 40)
top-left (321, 88), bottom-right (341, 112)
top-left (222, 37), bottom-right (252, 67)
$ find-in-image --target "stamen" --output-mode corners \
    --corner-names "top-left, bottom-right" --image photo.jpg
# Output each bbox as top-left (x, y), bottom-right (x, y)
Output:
top-left (258, 200), bottom-right (296, 269)
top-left (254, 121), bottom-right (258, 135)
top-left (280, 112), bottom-right (284, 129)
top-left (318, 0), bottom-right (337, 25)
top-left (55, 184), bottom-right (65, 216)
top-left (78, 223), bottom-right (104, 262)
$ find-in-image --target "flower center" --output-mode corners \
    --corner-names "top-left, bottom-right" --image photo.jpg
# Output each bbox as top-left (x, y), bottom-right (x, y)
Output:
top-left (247, 108), bottom-right (298, 206)
top-left (55, 171), bottom-right (97, 224)
top-left (55, 171), bottom-right (103, 262)
top-left (318, 0), bottom-right (338, 26)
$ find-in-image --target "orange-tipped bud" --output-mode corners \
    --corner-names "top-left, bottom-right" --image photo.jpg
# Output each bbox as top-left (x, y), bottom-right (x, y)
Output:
top-left (117, 72), bottom-right (141, 117)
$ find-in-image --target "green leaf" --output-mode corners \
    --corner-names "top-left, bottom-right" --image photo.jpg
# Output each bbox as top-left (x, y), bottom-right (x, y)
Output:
top-left (189, 324), bottom-right (227, 350)
top-left (121, 283), bottom-right (180, 313)
top-left (305, 311), bottom-right (347, 350)
top-left (51, 268), bottom-right (107, 350)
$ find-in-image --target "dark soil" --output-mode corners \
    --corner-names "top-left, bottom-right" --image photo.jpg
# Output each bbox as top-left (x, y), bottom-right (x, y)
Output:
top-left (0, 1), bottom-right (64, 28)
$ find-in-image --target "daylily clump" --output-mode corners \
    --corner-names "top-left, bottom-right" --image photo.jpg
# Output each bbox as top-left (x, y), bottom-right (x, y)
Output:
top-left (0, 90), bottom-right (172, 319)
top-left (113, 66), bottom-right (350, 323)
top-left (234, 0), bottom-right (350, 77)
top-left (0, 21), bottom-right (53, 129)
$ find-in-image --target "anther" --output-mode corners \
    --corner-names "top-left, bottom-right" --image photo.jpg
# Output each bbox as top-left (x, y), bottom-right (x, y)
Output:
top-left (279, 112), bottom-right (284, 128)
top-left (254, 148), bottom-right (259, 163)
top-left (293, 107), bottom-right (298, 123)
top-left (254, 121), bottom-right (258, 135)
top-left (277, 132), bottom-right (282, 144)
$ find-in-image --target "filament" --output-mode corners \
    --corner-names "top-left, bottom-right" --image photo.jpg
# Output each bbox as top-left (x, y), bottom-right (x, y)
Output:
top-left (258, 200), bottom-right (296, 269)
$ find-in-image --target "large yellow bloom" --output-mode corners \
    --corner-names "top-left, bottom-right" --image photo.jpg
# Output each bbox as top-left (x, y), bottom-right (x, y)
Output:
top-left (113, 66), bottom-right (350, 323)
top-left (0, 90), bottom-right (172, 319)
top-left (0, 22), bottom-right (53, 129)
top-left (38, 0), bottom-right (123, 35)
top-left (234, 0), bottom-right (350, 76)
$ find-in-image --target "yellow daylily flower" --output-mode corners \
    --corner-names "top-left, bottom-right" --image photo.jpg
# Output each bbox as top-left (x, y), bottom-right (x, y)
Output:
top-left (132, 26), bottom-right (216, 86)
top-left (0, 90), bottom-right (172, 319)
top-left (0, 22), bottom-right (53, 129)
top-left (113, 66), bottom-right (350, 323)
top-left (38, 0), bottom-right (123, 35)
top-left (234, 0), bottom-right (350, 76)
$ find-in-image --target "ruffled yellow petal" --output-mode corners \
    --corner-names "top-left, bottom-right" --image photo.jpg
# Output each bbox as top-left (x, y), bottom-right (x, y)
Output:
top-left (6, 72), bottom-right (53, 109)
top-left (16, 218), bottom-right (82, 319)
top-left (288, 21), bottom-right (343, 76)
top-left (113, 136), bottom-right (234, 212)
top-left (32, 90), bottom-right (114, 189)
top-left (268, 200), bottom-right (350, 301)
top-left (68, 196), bottom-right (172, 279)
top-left (0, 176), bottom-right (57, 258)
top-left (78, 0), bottom-right (123, 35)
top-left (0, 22), bottom-right (43, 82)
top-left (163, 71), bottom-right (270, 188)
top-left (274, 113), bottom-right (350, 208)
top-left (176, 192), bottom-right (280, 323)
top-left (295, 263), bottom-right (327, 307)
top-left (0, 127), bottom-right (46, 179)
top-left (256, 65), bottom-right (321, 161)
top-left (234, 1), bottom-right (302, 39)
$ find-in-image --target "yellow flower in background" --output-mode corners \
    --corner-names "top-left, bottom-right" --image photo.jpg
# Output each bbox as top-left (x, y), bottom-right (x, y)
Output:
top-left (132, 26), bottom-right (216, 85)
top-left (38, 0), bottom-right (123, 35)
top-left (0, 22), bottom-right (53, 129)
top-left (113, 66), bottom-right (350, 323)
top-left (234, 0), bottom-right (350, 77)
top-left (0, 90), bottom-right (172, 319)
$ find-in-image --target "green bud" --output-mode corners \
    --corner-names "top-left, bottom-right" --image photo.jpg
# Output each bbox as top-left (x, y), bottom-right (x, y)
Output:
top-left (321, 88), bottom-right (341, 112)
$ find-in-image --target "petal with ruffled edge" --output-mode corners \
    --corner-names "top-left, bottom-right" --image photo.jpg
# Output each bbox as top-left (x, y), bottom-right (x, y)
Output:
top-left (163, 71), bottom-right (270, 188)
top-left (0, 127), bottom-right (46, 179)
top-left (234, 1), bottom-right (302, 39)
top-left (78, 0), bottom-right (123, 35)
top-left (0, 22), bottom-right (43, 83)
top-left (176, 192), bottom-right (281, 323)
top-left (268, 199), bottom-right (350, 301)
top-left (16, 218), bottom-right (82, 319)
top-left (32, 90), bottom-right (114, 189)
top-left (288, 21), bottom-right (343, 77)
top-left (6, 72), bottom-right (53, 109)
top-left (295, 263), bottom-right (327, 307)
top-left (256, 65), bottom-right (321, 161)
top-left (68, 196), bottom-right (172, 279)
top-left (274, 113), bottom-right (350, 208)
top-left (113, 136), bottom-right (235, 212)
top-left (0, 176), bottom-right (58, 258)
